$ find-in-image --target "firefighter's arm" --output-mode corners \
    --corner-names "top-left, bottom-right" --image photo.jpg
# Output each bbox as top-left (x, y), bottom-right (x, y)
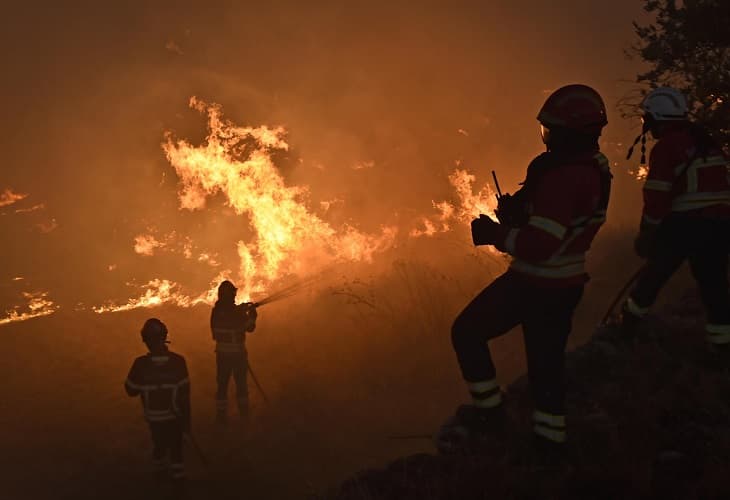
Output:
top-left (494, 168), bottom-right (573, 262)
top-left (641, 141), bottom-right (676, 226)
top-left (244, 303), bottom-right (257, 333)
top-left (124, 359), bottom-right (142, 397)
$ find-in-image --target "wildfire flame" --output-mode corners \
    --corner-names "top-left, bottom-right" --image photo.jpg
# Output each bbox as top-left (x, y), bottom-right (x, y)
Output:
top-left (0, 292), bottom-right (59, 326)
top-left (162, 97), bottom-right (397, 298)
top-left (92, 275), bottom-right (228, 314)
top-left (80, 101), bottom-right (500, 318)
top-left (411, 169), bottom-right (497, 237)
top-left (134, 234), bottom-right (164, 256)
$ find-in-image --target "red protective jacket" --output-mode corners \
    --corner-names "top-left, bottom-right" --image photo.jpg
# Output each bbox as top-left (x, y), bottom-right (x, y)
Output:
top-left (125, 349), bottom-right (190, 423)
top-left (641, 126), bottom-right (730, 225)
top-left (495, 151), bottom-right (611, 287)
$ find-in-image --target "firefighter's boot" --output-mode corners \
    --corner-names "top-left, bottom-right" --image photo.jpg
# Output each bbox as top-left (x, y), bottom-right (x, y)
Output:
top-left (435, 403), bottom-right (506, 454)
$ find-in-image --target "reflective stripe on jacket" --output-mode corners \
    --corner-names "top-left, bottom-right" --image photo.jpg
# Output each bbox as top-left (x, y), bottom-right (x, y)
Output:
top-left (210, 302), bottom-right (256, 353)
top-left (125, 351), bottom-right (190, 422)
top-left (642, 127), bottom-right (730, 224)
top-left (497, 151), bottom-right (611, 286)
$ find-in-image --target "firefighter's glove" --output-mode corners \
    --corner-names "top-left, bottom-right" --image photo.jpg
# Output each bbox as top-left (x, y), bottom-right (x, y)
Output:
top-left (471, 214), bottom-right (500, 246)
top-left (245, 302), bottom-right (258, 320)
top-left (634, 223), bottom-right (658, 259)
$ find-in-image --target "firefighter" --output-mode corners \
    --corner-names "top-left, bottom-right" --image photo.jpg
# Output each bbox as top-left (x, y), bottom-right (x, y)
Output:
top-left (621, 87), bottom-right (730, 348)
top-left (211, 280), bottom-right (257, 424)
top-left (125, 318), bottom-right (191, 480)
top-left (436, 84), bottom-right (612, 452)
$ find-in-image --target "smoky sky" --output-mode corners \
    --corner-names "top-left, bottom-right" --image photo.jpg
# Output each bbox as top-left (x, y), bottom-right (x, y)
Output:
top-left (1, 1), bottom-right (649, 308)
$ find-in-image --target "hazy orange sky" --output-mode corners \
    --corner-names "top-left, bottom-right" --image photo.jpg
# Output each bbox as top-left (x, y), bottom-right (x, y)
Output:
top-left (0, 1), bottom-right (650, 312)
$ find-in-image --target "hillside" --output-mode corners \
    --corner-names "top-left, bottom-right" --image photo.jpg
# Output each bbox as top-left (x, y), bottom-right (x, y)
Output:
top-left (330, 291), bottom-right (730, 500)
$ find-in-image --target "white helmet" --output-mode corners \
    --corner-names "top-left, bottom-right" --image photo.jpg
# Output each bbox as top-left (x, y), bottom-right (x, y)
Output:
top-left (641, 87), bottom-right (689, 121)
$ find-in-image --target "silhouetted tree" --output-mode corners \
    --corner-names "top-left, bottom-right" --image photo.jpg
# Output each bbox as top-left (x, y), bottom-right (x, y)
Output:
top-left (632, 0), bottom-right (730, 149)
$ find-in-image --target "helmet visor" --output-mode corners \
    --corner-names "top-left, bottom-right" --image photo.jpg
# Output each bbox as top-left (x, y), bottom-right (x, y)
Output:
top-left (540, 124), bottom-right (551, 144)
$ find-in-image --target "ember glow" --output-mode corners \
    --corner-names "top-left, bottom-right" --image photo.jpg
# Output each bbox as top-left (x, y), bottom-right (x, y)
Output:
top-left (0, 292), bottom-right (59, 326)
top-left (162, 97), bottom-right (398, 298)
top-left (634, 165), bottom-right (649, 181)
top-left (14, 203), bottom-right (45, 214)
top-left (0, 189), bottom-right (28, 208)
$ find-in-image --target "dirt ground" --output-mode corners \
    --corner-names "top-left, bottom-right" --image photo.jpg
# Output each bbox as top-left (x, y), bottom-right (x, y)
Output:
top-left (0, 233), bottom-right (696, 500)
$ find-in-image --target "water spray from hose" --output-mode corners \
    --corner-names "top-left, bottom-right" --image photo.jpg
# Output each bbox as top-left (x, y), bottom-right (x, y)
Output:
top-left (250, 266), bottom-right (335, 308)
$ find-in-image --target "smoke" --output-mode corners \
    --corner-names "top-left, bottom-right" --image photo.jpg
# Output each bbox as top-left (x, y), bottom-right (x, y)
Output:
top-left (0, 5), bottom-right (666, 497)
top-left (0, 1), bottom-right (648, 316)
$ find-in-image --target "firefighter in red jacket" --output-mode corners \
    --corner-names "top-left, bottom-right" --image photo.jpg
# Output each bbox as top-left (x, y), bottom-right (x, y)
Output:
top-left (436, 84), bottom-right (612, 452)
top-left (125, 318), bottom-right (191, 480)
top-left (621, 87), bottom-right (730, 347)
top-left (212, 280), bottom-right (257, 424)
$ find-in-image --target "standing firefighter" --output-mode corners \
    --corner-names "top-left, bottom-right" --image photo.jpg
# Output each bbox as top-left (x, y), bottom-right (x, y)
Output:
top-left (212, 280), bottom-right (257, 423)
top-left (125, 318), bottom-right (191, 480)
top-left (621, 87), bottom-right (730, 347)
top-left (437, 84), bottom-right (612, 452)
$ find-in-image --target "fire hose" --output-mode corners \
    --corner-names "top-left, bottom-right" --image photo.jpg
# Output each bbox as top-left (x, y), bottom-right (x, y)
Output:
top-left (249, 271), bottom-right (327, 309)
top-left (247, 364), bottom-right (269, 403)
top-left (600, 265), bottom-right (645, 326)
top-left (184, 432), bottom-right (209, 467)
top-left (235, 271), bottom-right (330, 405)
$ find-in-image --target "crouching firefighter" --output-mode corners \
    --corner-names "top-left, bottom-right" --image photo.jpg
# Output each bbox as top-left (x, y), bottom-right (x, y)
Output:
top-left (437, 84), bottom-right (612, 452)
top-left (125, 318), bottom-right (191, 480)
top-left (621, 87), bottom-right (730, 348)
top-left (212, 280), bottom-right (257, 424)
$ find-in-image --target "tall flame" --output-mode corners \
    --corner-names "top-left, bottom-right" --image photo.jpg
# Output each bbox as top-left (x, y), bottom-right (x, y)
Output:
top-left (162, 97), bottom-right (397, 298)
top-left (85, 102), bottom-right (500, 317)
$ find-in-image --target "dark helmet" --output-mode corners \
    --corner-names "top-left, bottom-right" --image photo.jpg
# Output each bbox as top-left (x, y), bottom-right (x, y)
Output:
top-left (538, 84), bottom-right (608, 137)
top-left (141, 318), bottom-right (168, 344)
top-left (218, 280), bottom-right (237, 299)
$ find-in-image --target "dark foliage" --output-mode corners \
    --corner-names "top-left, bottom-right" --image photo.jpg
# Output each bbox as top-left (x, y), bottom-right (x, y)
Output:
top-left (632, 0), bottom-right (730, 149)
